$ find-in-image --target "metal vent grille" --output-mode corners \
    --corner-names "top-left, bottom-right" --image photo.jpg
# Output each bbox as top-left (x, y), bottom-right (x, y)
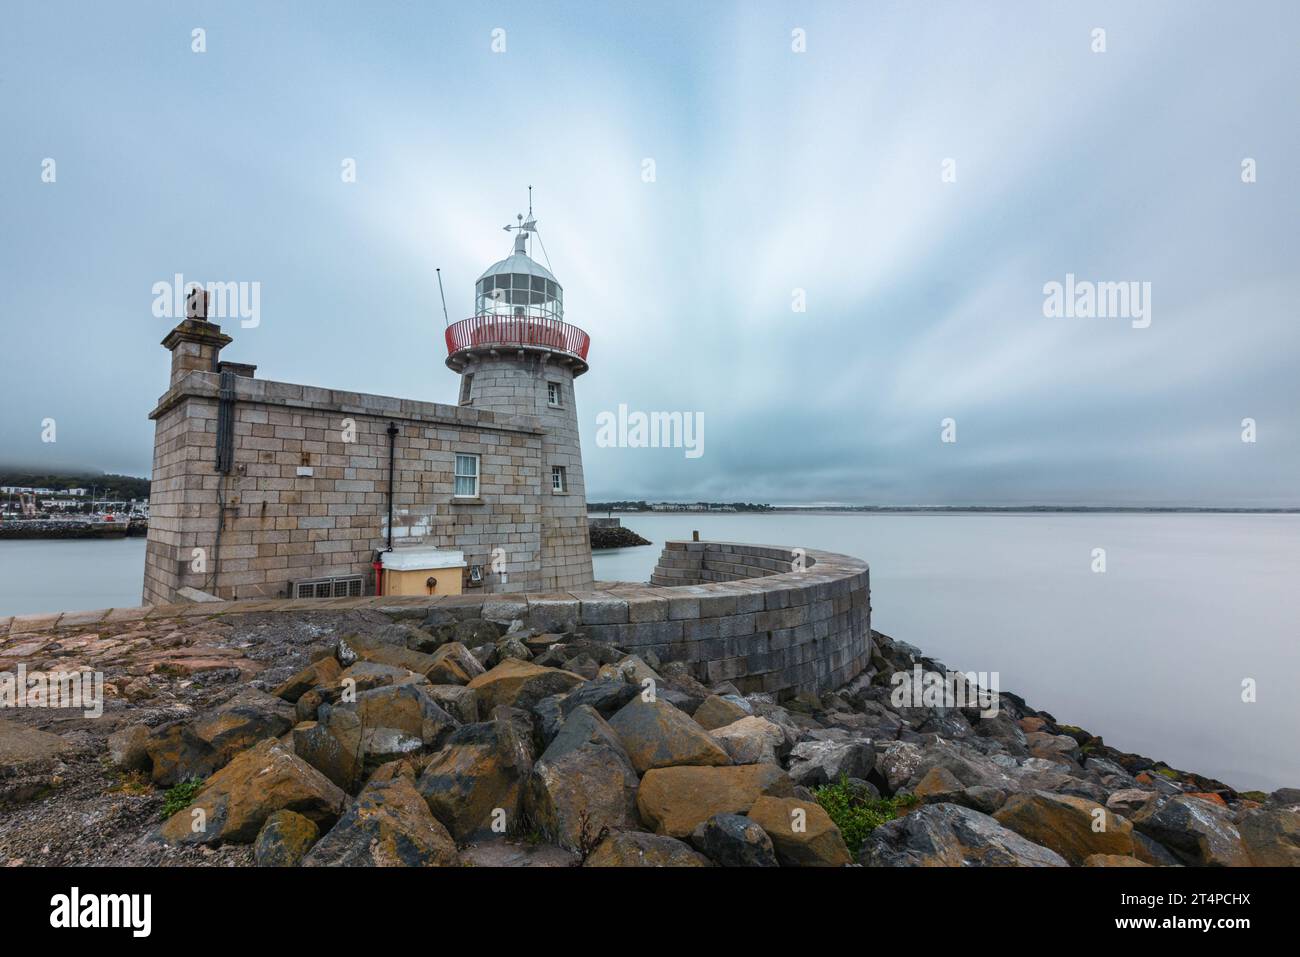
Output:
top-left (293, 575), bottom-right (363, 599)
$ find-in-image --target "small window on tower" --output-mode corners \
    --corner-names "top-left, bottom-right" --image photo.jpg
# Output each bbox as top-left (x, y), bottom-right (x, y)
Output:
top-left (551, 466), bottom-right (567, 493)
top-left (459, 374), bottom-right (474, 405)
top-left (547, 381), bottom-right (561, 407)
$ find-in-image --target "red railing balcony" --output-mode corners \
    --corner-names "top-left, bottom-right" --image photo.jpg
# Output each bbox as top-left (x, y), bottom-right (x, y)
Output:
top-left (445, 314), bottom-right (591, 363)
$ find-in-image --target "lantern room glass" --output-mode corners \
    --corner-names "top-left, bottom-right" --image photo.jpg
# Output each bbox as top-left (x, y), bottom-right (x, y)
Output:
top-left (475, 274), bottom-right (563, 321)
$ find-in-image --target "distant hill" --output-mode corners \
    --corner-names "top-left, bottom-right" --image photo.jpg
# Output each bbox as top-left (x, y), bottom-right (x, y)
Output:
top-left (0, 469), bottom-right (151, 500)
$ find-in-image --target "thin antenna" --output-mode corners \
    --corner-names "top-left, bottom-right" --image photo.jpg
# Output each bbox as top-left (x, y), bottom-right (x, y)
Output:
top-left (436, 268), bottom-right (451, 327)
top-left (534, 229), bottom-right (554, 273)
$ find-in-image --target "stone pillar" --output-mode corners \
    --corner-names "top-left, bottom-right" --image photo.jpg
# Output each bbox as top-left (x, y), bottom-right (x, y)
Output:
top-left (160, 318), bottom-right (232, 388)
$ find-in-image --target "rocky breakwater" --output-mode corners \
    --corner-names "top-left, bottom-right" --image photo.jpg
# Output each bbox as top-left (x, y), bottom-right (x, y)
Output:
top-left (0, 519), bottom-right (140, 540)
top-left (1, 601), bottom-right (1297, 867)
top-left (588, 523), bottom-right (651, 550)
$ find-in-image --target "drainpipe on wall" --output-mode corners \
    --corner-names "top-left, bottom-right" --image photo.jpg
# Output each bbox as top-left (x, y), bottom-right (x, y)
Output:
top-left (377, 421), bottom-right (399, 596)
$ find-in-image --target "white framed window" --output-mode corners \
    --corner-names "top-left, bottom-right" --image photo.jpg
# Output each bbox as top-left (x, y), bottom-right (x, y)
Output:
top-left (454, 453), bottom-right (480, 498)
top-left (459, 373), bottom-right (474, 405)
top-left (551, 465), bottom-right (566, 493)
top-left (547, 381), bottom-right (562, 407)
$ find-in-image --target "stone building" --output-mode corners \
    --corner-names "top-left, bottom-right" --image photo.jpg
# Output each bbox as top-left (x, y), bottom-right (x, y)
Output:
top-left (142, 212), bottom-right (594, 605)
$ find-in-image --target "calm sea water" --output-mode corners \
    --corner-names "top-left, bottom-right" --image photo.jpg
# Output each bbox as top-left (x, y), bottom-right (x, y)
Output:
top-left (594, 512), bottom-right (1300, 793)
top-left (1, 513), bottom-right (1296, 791)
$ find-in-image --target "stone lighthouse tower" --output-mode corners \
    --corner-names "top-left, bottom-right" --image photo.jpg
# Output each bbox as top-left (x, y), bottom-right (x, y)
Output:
top-left (444, 205), bottom-right (595, 590)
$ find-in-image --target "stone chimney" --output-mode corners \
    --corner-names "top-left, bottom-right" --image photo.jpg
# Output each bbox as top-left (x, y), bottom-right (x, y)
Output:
top-left (160, 290), bottom-right (232, 388)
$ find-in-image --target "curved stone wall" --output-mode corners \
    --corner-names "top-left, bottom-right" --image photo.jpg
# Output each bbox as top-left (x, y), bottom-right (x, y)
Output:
top-left (649, 540), bottom-right (819, 585)
top-left (585, 540), bottom-right (870, 697)
top-left (475, 540), bottom-right (871, 697)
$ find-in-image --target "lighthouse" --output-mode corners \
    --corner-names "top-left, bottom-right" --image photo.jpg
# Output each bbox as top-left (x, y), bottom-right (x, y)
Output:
top-left (444, 204), bottom-right (595, 590)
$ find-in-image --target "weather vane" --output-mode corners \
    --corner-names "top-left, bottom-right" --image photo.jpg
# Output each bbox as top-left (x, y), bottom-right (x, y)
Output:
top-left (503, 185), bottom-right (537, 236)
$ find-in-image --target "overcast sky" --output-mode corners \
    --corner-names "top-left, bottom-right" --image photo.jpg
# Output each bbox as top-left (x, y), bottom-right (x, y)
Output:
top-left (2, 1), bottom-right (1297, 505)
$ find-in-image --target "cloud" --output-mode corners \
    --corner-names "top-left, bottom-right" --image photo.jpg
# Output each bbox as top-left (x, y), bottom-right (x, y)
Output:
top-left (1, 1), bottom-right (1296, 505)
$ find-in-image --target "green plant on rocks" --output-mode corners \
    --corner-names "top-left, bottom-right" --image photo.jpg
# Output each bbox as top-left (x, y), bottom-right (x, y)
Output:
top-left (813, 776), bottom-right (918, 856)
top-left (160, 777), bottom-right (205, 820)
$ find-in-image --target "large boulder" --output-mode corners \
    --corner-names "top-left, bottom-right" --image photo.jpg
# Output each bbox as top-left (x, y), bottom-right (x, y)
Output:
top-left (1238, 807), bottom-right (1300, 867)
top-left (292, 718), bottom-right (363, 792)
top-left (145, 688), bottom-right (294, 786)
top-left (901, 739), bottom-right (1021, 793)
top-left (607, 697), bottom-right (731, 774)
top-left (1131, 795), bottom-right (1251, 867)
top-left (786, 738), bottom-right (874, 787)
top-left (424, 642), bottom-right (487, 686)
top-left (272, 656), bottom-right (342, 703)
top-left (611, 655), bottom-right (660, 686)
top-left (417, 717), bottom-right (534, 841)
top-left (877, 741), bottom-right (926, 793)
top-left (636, 763), bottom-right (796, 838)
top-left (1132, 830), bottom-right (1184, 867)
top-left (862, 803), bottom-right (1069, 867)
top-left (106, 725), bottom-right (150, 772)
top-left (711, 716), bottom-right (786, 766)
top-left (584, 831), bottom-right (712, 867)
top-left (424, 618), bottom-right (505, 650)
top-left (971, 711), bottom-right (1029, 756)
top-left (495, 636), bottom-right (534, 664)
top-left (746, 796), bottom-right (852, 867)
top-left (303, 768), bottom-right (459, 866)
top-left (423, 684), bottom-right (479, 725)
top-left (993, 790), bottom-right (1135, 865)
top-left (913, 766), bottom-right (963, 800)
top-left (1106, 788), bottom-right (1158, 817)
top-left (299, 681), bottom-right (462, 785)
top-left (693, 695), bottom-right (750, 731)
top-left (467, 659), bottom-right (585, 713)
top-left (326, 683), bottom-right (458, 767)
top-left (0, 719), bottom-right (71, 806)
top-left (526, 706), bottom-right (640, 851)
top-left (254, 809), bottom-right (320, 866)
top-left (1025, 731), bottom-right (1081, 764)
top-left (0, 719), bottom-right (71, 768)
top-left (531, 677), bottom-right (639, 748)
top-left (691, 813), bottom-right (779, 867)
top-left (332, 661), bottom-right (412, 697)
top-left (340, 635), bottom-right (443, 678)
top-left (156, 738), bottom-right (347, 845)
